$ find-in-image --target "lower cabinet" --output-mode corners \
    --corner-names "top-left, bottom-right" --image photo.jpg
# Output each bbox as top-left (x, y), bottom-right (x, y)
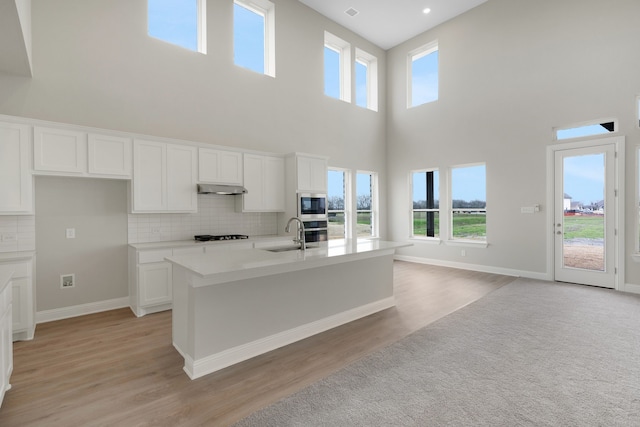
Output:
top-left (138, 263), bottom-right (172, 308)
top-left (0, 274), bottom-right (13, 408)
top-left (0, 256), bottom-right (35, 342)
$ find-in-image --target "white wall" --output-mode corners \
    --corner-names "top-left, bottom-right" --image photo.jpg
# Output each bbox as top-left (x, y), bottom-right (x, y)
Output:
top-left (386, 0), bottom-right (640, 284)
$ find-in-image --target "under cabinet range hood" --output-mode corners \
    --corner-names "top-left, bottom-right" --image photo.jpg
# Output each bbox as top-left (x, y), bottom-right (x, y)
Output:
top-left (197, 184), bottom-right (247, 195)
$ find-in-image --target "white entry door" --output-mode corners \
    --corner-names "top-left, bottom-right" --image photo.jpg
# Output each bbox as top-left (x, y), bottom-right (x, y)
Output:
top-left (554, 143), bottom-right (616, 288)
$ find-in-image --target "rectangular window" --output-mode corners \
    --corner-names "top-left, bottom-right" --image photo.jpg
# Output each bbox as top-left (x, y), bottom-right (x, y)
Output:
top-left (148, 0), bottom-right (206, 53)
top-left (412, 170), bottom-right (439, 238)
top-left (356, 171), bottom-right (377, 238)
top-left (355, 48), bottom-right (378, 111)
top-left (451, 164), bottom-right (486, 241)
top-left (408, 41), bottom-right (438, 107)
top-left (555, 120), bottom-right (617, 140)
top-left (324, 32), bottom-right (351, 102)
top-left (328, 168), bottom-right (348, 239)
top-left (234, 0), bottom-right (275, 77)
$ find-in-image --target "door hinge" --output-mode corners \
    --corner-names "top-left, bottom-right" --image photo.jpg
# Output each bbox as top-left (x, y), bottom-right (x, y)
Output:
top-left (614, 189), bottom-right (618, 197)
top-left (615, 267), bottom-right (618, 274)
top-left (615, 229), bottom-right (618, 236)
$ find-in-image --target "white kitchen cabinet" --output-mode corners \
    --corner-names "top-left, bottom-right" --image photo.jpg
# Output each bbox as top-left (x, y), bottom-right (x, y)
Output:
top-left (138, 262), bottom-right (172, 308)
top-left (0, 256), bottom-right (34, 342)
top-left (295, 154), bottom-right (328, 193)
top-left (0, 271), bottom-right (12, 408)
top-left (0, 122), bottom-right (33, 214)
top-left (132, 140), bottom-right (197, 213)
top-left (33, 126), bottom-right (87, 174)
top-left (87, 133), bottom-right (132, 178)
top-left (198, 148), bottom-right (243, 185)
top-left (237, 154), bottom-right (285, 212)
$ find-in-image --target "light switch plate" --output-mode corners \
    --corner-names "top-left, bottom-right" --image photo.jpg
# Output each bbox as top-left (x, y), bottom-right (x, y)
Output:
top-left (66, 228), bottom-right (76, 239)
top-left (521, 207), bottom-right (535, 214)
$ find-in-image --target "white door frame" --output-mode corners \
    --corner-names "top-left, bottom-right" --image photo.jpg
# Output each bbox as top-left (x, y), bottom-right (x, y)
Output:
top-left (546, 136), bottom-right (625, 289)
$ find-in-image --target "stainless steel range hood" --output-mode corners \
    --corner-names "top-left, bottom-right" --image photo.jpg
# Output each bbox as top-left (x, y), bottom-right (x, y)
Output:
top-left (197, 184), bottom-right (247, 195)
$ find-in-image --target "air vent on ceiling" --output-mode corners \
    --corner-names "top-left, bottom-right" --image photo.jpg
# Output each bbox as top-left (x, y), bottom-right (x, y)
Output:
top-left (345, 7), bottom-right (359, 17)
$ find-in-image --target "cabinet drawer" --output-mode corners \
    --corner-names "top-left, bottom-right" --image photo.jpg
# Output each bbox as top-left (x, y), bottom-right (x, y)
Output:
top-left (138, 249), bottom-right (172, 264)
top-left (204, 242), bottom-right (253, 252)
top-left (0, 283), bottom-right (10, 315)
top-left (172, 246), bottom-right (204, 256)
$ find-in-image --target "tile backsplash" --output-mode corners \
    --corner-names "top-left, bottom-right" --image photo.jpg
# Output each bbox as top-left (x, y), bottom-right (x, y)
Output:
top-left (0, 215), bottom-right (36, 253)
top-left (128, 195), bottom-right (278, 244)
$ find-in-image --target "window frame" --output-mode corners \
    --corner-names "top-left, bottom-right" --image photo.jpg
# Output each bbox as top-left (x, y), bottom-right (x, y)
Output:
top-left (554, 118), bottom-right (618, 141)
top-left (407, 40), bottom-right (439, 108)
top-left (148, 0), bottom-right (207, 54)
top-left (324, 32), bottom-right (351, 103)
top-left (356, 170), bottom-right (378, 239)
top-left (355, 48), bottom-right (378, 111)
top-left (410, 168), bottom-right (440, 240)
top-left (448, 163), bottom-right (487, 246)
top-left (327, 167), bottom-right (351, 240)
top-left (233, 0), bottom-right (276, 77)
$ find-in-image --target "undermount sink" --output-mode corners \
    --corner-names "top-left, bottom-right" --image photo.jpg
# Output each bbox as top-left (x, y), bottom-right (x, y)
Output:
top-left (266, 246), bottom-right (304, 253)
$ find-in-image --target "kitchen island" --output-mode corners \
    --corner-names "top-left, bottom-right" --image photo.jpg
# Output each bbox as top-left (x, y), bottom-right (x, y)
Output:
top-left (165, 239), bottom-right (410, 379)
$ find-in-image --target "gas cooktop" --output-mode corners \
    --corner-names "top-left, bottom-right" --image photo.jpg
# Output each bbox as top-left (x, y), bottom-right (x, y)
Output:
top-left (194, 234), bottom-right (249, 242)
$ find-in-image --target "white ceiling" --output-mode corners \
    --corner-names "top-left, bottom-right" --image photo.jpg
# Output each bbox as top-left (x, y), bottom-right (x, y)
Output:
top-left (299, 0), bottom-right (488, 50)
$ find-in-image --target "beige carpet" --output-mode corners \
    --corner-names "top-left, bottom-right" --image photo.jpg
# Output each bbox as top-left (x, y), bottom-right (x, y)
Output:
top-left (234, 278), bottom-right (640, 426)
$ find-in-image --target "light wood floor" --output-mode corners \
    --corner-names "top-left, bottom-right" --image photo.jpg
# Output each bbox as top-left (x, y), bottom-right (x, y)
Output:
top-left (0, 261), bottom-right (516, 426)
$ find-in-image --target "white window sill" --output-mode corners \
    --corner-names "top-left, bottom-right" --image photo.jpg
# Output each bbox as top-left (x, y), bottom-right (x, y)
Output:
top-left (444, 240), bottom-right (488, 249)
top-left (632, 253), bottom-right (640, 263)
top-left (409, 237), bottom-right (442, 245)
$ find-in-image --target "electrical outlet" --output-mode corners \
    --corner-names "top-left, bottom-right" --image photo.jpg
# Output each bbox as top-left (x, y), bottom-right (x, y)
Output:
top-left (461, 250), bottom-right (466, 257)
top-left (66, 228), bottom-right (76, 239)
top-left (151, 227), bottom-right (161, 234)
top-left (1, 232), bottom-right (17, 242)
top-left (61, 274), bottom-right (75, 288)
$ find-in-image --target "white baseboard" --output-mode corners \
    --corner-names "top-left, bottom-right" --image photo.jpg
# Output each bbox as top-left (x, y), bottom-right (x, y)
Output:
top-left (622, 283), bottom-right (640, 295)
top-left (36, 297), bottom-right (130, 324)
top-left (183, 296), bottom-right (396, 380)
top-left (394, 255), bottom-right (551, 281)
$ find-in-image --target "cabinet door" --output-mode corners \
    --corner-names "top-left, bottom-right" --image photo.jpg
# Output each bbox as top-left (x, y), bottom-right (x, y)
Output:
top-left (166, 144), bottom-right (197, 212)
top-left (0, 122), bottom-right (32, 214)
top-left (264, 156), bottom-right (285, 211)
top-left (133, 140), bottom-right (166, 211)
top-left (88, 133), bottom-right (132, 178)
top-left (33, 126), bottom-right (87, 173)
top-left (11, 278), bottom-right (28, 334)
top-left (138, 263), bottom-right (172, 307)
top-left (242, 154), bottom-right (265, 211)
top-left (0, 294), bottom-right (11, 407)
top-left (199, 148), bottom-right (243, 185)
top-left (297, 156), bottom-right (327, 192)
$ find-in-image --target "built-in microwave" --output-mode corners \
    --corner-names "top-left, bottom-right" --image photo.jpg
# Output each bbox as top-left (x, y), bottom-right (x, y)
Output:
top-left (298, 193), bottom-right (327, 219)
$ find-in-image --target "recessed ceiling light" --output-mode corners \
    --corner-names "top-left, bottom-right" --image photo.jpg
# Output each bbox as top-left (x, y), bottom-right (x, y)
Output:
top-left (345, 7), bottom-right (359, 17)
top-left (423, 8), bottom-right (431, 14)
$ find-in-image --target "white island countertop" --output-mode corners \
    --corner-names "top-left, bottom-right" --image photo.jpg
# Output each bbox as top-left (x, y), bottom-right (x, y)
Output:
top-left (165, 239), bottom-right (411, 286)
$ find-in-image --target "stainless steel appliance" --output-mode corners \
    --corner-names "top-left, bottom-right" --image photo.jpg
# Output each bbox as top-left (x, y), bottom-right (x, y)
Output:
top-left (298, 193), bottom-right (327, 219)
top-left (302, 220), bottom-right (328, 244)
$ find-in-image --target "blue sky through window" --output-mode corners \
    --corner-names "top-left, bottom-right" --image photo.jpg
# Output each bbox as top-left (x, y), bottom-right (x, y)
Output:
top-left (452, 164), bottom-right (486, 206)
top-left (564, 154), bottom-right (604, 205)
top-left (355, 60), bottom-right (368, 108)
top-left (148, 0), bottom-right (198, 51)
top-left (412, 171), bottom-right (439, 204)
top-left (324, 46), bottom-right (340, 98)
top-left (557, 124), bottom-right (611, 140)
top-left (234, 3), bottom-right (265, 74)
top-left (412, 50), bottom-right (438, 106)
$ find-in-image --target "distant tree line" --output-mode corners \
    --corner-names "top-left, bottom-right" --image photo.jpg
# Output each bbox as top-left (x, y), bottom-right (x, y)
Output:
top-left (328, 195), bottom-right (372, 210)
top-left (413, 199), bottom-right (486, 209)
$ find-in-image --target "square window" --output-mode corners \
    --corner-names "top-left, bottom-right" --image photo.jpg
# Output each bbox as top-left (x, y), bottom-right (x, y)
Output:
top-left (408, 41), bottom-right (438, 107)
top-left (148, 0), bottom-right (206, 53)
top-left (234, 0), bottom-right (275, 77)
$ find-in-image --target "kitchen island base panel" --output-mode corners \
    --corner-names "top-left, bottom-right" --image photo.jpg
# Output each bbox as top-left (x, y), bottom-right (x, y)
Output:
top-left (172, 254), bottom-right (395, 379)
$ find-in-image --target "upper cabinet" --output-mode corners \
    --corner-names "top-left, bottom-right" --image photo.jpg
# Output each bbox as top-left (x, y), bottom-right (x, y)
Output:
top-left (132, 140), bottom-right (197, 213)
top-left (237, 154), bottom-right (285, 212)
top-left (0, 122), bottom-right (33, 214)
top-left (291, 153), bottom-right (328, 193)
top-left (87, 134), bottom-right (132, 178)
top-left (198, 148), bottom-right (243, 185)
top-left (33, 126), bottom-right (132, 179)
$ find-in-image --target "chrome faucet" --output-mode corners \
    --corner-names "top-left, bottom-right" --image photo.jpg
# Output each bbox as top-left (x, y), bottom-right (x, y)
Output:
top-left (285, 217), bottom-right (306, 251)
